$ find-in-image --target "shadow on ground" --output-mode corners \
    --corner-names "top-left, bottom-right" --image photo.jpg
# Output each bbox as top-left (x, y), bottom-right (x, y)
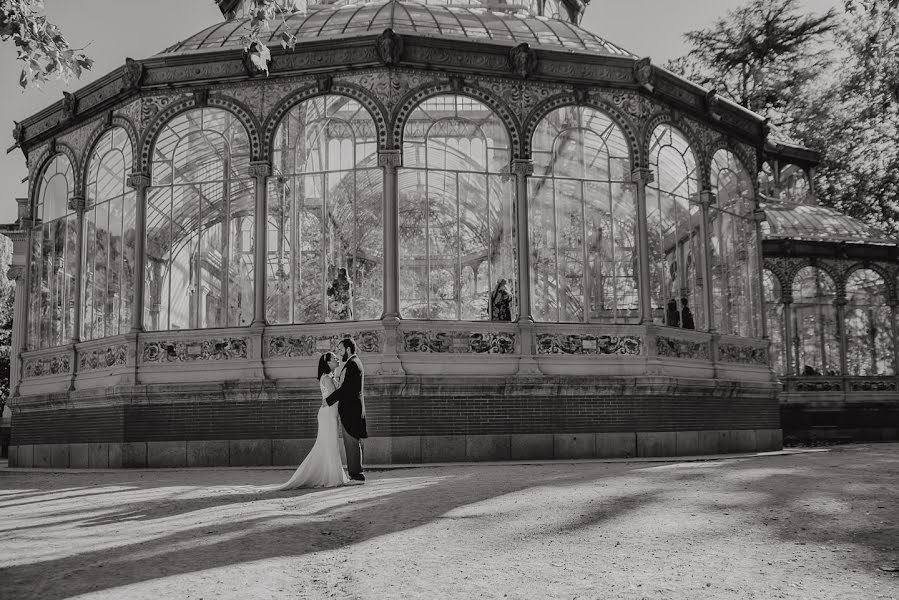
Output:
top-left (0, 444), bottom-right (897, 600)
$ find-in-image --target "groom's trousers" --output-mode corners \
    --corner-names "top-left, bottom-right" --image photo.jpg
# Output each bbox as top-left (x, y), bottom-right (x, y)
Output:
top-left (343, 431), bottom-right (363, 476)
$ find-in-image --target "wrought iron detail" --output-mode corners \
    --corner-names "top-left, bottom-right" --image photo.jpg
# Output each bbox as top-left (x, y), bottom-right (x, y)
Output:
top-left (403, 331), bottom-right (515, 354)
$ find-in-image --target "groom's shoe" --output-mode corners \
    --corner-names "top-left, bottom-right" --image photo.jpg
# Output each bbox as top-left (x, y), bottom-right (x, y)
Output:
top-left (350, 473), bottom-right (365, 482)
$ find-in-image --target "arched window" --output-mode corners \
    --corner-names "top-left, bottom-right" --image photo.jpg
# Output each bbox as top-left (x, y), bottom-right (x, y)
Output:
top-left (647, 124), bottom-right (704, 330)
top-left (763, 270), bottom-right (785, 375)
top-left (845, 269), bottom-right (894, 376)
top-left (82, 128), bottom-right (136, 340)
top-left (28, 154), bottom-right (77, 349)
top-left (792, 266), bottom-right (839, 375)
top-left (710, 149), bottom-right (761, 337)
top-left (530, 105), bottom-right (636, 323)
top-left (267, 95), bottom-right (382, 323)
top-left (398, 95), bottom-right (515, 321)
top-left (146, 108), bottom-right (255, 331)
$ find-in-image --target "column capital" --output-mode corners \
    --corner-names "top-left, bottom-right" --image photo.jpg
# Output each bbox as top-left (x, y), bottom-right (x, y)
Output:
top-left (248, 160), bottom-right (272, 178)
top-left (127, 171), bottom-right (151, 190)
top-left (67, 195), bottom-right (86, 213)
top-left (6, 265), bottom-right (25, 282)
top-left (694, 190), bottom-right (716, 206)
top-left (378, 149), bottom-right (403, 169)
top-left (630, 167), bottom-right (654, 184)
top-left (16, 197), bottom-right (30, 221)
top-left (510, 158), bottom-right (534, 177)
top-left (752, 208), bottom-right (767, 222)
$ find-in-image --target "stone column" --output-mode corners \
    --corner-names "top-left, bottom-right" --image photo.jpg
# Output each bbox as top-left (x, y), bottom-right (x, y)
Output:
top-left (125, 173), bottom-right (149, 385)
top-left (836, 295), bottom-right (848, 378)
top-left (249, 161), bottom-right (271, 327)
top-left (378, 149), bottom-right (404, 376)
top-left (782, 295), bottom-right (794, 377)
top-left (126, 172), bottom-right (150, 333)
top-left (68, 195), bottom-right (85, 391)
top-left (630, 167), bottom-right (654, 324)
top-left (890, 301), bottom-right (899, 384)
top-left (1, 212), bottom-right (32, 398)
top-left (511, 158), bottom-right (540, 375)
top-left (697, 190), bottom-right (716, 334)
top-left (6, 266), bottom-right (26, 397)
top-left (753, 208), bottom-right (768, 339)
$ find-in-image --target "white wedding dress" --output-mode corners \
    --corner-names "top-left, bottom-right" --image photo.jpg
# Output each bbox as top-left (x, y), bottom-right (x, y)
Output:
top-left (269, 375), bottom-right (349, 490)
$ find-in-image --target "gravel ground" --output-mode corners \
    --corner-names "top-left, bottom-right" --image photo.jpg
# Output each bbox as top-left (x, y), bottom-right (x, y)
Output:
top-left (1, 444), bottom-right (898, 600)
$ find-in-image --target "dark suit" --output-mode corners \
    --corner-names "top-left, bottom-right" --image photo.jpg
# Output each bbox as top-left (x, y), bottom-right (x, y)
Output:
top-left (326, 355), bottom-right (367, 476)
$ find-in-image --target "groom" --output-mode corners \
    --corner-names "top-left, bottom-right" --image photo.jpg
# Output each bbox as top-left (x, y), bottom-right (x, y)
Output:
top-left (326, 338), bottom-right (367, 481)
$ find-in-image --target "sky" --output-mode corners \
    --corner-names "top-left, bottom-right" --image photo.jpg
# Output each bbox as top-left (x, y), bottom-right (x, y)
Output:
top-left (0, 0), bottom-right (837, 224)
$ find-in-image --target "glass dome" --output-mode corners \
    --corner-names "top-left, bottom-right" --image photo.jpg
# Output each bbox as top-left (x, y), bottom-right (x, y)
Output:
top-left (761, 200), bottom-right (896, 244)
top-left (163, 0), bottom-right (635, 57)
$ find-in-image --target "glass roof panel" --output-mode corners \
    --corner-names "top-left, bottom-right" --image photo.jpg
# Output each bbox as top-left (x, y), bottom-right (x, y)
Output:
top-left (761, 200), bottom-right (897, 244)
top-left (158, 0), bottom-right (636, 57)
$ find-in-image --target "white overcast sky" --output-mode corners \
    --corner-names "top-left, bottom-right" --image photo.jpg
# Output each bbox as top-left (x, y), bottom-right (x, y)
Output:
top-left (0, 0), bottom-right (837, 224)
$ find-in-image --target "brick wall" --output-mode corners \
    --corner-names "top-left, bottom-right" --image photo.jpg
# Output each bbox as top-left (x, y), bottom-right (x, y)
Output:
top-left (10, 376), bottom-right (779, 446)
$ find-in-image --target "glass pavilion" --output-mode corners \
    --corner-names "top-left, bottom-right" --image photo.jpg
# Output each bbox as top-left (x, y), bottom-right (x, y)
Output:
top-left (1, 0), bottom-right (823, 467)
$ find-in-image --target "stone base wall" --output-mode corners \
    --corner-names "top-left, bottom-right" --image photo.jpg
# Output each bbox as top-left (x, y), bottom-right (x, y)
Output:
top-left (7, 375), bottom-right (781, 467)
top-left (8, 429), bottom-right (784, 468)
top-left (781, 395), bottom-right (899, 444)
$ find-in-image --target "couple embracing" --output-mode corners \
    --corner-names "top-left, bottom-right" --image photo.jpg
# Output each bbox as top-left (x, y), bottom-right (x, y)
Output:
top-left (272, 338), bottom-right (367, 490)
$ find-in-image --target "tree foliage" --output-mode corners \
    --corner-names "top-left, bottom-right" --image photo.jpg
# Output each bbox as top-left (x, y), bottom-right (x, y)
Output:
top-left (669, 0), bottom-right (899, 234)
top-left (239, 0), bottom-right (301, 73)
top-left (666, 0), bottom-right (837, 126)
top-left (0, 238), bottom-right (13, 416)
top-left (0, 0), bottom-right (93, 89)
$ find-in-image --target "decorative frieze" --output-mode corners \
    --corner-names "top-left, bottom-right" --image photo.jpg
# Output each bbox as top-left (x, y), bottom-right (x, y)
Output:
top-left (536, 334), bottom-right (642, 356)
top-left (141, 94), bottom-right (188, 128)
top-left (849, 379), bottom-right (897, 392)
top-left (656, 336), bottom-right (711, 360)
top-left (403, 331), bottom-right (515, 354)
top-left (717, 343), bottom-right (769, 366)
top-left (793, 379), bottom-right (842, 392)
top-left (23, 354), bottom-right (72, 379)
top-left (267, 330), bottom-right (382, 358)
top-left (79, 345), bottom-right (128, 372)
top-left (142, 338), bottom-right (248, 363)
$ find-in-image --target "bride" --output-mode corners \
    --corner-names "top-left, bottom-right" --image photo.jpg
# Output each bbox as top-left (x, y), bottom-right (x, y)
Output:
top-left (269, 352), bottom-right (349, 490)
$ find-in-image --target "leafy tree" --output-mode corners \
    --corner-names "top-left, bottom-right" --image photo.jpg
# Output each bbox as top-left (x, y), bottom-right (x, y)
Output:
top-left (0, 0), bottom-right (93, 89)
top-left (0, 237), bottom-right (13, 416)
top-left (666, 0), bottom-right (837, 127)
top-left (792, 1), bottom-right (899, 233)
top-left (1, 0), bottom-right (296, 88)
top-left (669, 0), bottom-right (899, 234)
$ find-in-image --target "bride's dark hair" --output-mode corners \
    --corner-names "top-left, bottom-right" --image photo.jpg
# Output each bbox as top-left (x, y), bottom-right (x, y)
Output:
top-left (317, 352), bottom-right (336, 380)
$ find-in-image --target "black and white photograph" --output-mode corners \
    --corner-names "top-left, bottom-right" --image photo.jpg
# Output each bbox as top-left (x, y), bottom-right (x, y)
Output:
top-left (0, 0), bottom-right (897, 597)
